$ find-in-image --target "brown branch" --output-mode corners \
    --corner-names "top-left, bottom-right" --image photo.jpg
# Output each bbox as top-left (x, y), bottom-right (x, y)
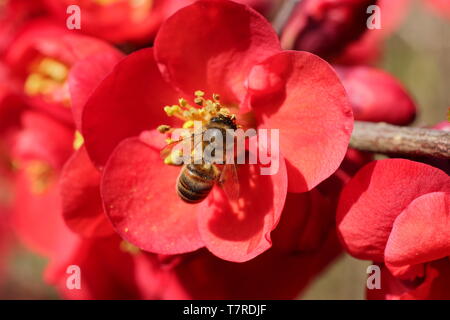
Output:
top-left (350, 121), bottom-right (450, 159)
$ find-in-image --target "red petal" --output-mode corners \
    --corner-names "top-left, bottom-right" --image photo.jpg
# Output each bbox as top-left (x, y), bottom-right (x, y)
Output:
top-left (367, 260), bottom-right (450, 300)
top-left (101, 134), bottom-right (204, 255)
top-left (154, 0), bottom-right (281, 105)
top-left (45, 235), bottom-right (144, 299)
top-left (385, 192), bottom-right (450, 267)
top-left (335, 66), bottom-right (416, 125)
top-left (60, 147), bottom-right (114, 238)
top-left (272, 188), bottom-right (337, 254)
top-left (69, 50), bottom-right (124, 131)
top-left (6, 20), bottom-right (120, 124)
top-left (12, 168), bottom-right (78, 257)
top-left (248, 51), bottom-right (353, 192)
top-left (13, 111), bottom-right (74, 170)
top-left (172, 231), bottom-right (341, 299)
top-left (82, 48), bottom-right (179, 169)
top-left (42, 0), bottom-right (192, 43)
top-left (337, 159), bottom-right (450, 261)
top-left (197, 144), bottom-right (287, 262)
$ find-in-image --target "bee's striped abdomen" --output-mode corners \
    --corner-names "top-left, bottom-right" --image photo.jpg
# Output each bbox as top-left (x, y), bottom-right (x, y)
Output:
top-left (177, 164), bottom-right (217, 203)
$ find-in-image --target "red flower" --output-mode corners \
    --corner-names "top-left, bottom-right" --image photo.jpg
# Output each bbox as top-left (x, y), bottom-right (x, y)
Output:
top-left (3, 23), bottom-right (123, 252)
top-left (337, 159), bottom-right (450, 299)
top-left (281, 0), bottom-right (377, 60)
top-left (3, 20), bottom-right (124, 258)
top-left (79, 0), bottom-right (353, 262)
top-left (42, 0), bottom-right (196, 44)
top-left (160, 149), bottom-right (368, 299)
top-left (168, 234), bottom-right (341, 299)
top-left (4, 20), bottom-right (123, 124)
top-left (6, 111), bottom-right (174, 300)
top-left (48, 190), bottom-right (344, 299)
top-left (41, 0), bottom-right (276, 44)
top-left (335, 65), bottom-right (416, 125)
top-left (11, 110), bottom-right (75, 256)
top-left (44, 233), bottom-right (180, 299)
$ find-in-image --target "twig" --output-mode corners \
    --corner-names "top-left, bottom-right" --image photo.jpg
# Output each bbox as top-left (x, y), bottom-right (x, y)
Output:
top-left (350, 121), bottom-right (450, 159)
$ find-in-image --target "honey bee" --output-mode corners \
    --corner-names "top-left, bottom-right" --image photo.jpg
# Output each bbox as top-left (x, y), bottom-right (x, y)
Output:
top-left (161, 114), bottom-right (239, 203)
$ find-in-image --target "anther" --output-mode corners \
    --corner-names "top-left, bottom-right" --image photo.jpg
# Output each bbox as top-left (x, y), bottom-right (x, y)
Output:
top-left (157, 125), bottom-right (171, 133)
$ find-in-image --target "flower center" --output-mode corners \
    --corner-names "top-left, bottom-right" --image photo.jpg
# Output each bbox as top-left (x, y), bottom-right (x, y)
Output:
top-left (24, 161), bottom-right (55, 194)
top-left (24, 57), bottom-right (70, 106)
top-left (158, 91), bottom-right (238, 166)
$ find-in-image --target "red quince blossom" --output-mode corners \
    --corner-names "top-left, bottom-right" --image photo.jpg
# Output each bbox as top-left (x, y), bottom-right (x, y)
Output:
top-left (337, 159), bottom-right (450, 299)
top-left (161, 147), bottom-right (368, 299)
top-left (281, 0), bottom-right (377, 60)
top-left (45, 233), bottom-right (183, 299)
top-left (50, 190), bottom-right (344, 299)
top-left (335, 65), bottom-right (416, 125)
top-left (7, 110), bottom-right (176, 299)
top-left (2, 22), bottom-right (124, 250)
top-left (42, 0), bottom-right (194, 44)
top-left (79, 0), bottom-right (353, 262)
top-left (2, 21), bottom-right (158, 298)
top-left (41, 0), bottom-right (276, 44)
top-left (4, 20), bottom-right (124, 125)
top-left (11, 110), bottom-right (76, 256)
top-left (167, 234), bottom-right (341, 299)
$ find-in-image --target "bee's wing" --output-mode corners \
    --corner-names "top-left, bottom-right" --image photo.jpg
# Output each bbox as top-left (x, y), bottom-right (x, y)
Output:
top-left (218, 164), bottom-right (239, 202)
top-left (160, 138), bottom-right (187, 159)
top-left (160, 132), bottom-right (204, 160)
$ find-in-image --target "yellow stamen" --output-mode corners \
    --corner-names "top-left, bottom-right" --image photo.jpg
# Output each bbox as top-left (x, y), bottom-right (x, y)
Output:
top-left (37, 58), bottom-right (68, 82)
top-left (182, 120), bottom-right (194, 129)
top-left (119, 240), bottom-right (140, 255)
top-left (25, 161), bottom-right (54, 194)
top-left (194, 90), bottom-right (205, 97)
top-left (157, 125), bottom-right (171, 133)
top-left (24, 57), bottom-right (70, 106)
top-left (73, 131), bottom-right (84, 150)
top-left (163, 155), bottom-right (173, 165)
